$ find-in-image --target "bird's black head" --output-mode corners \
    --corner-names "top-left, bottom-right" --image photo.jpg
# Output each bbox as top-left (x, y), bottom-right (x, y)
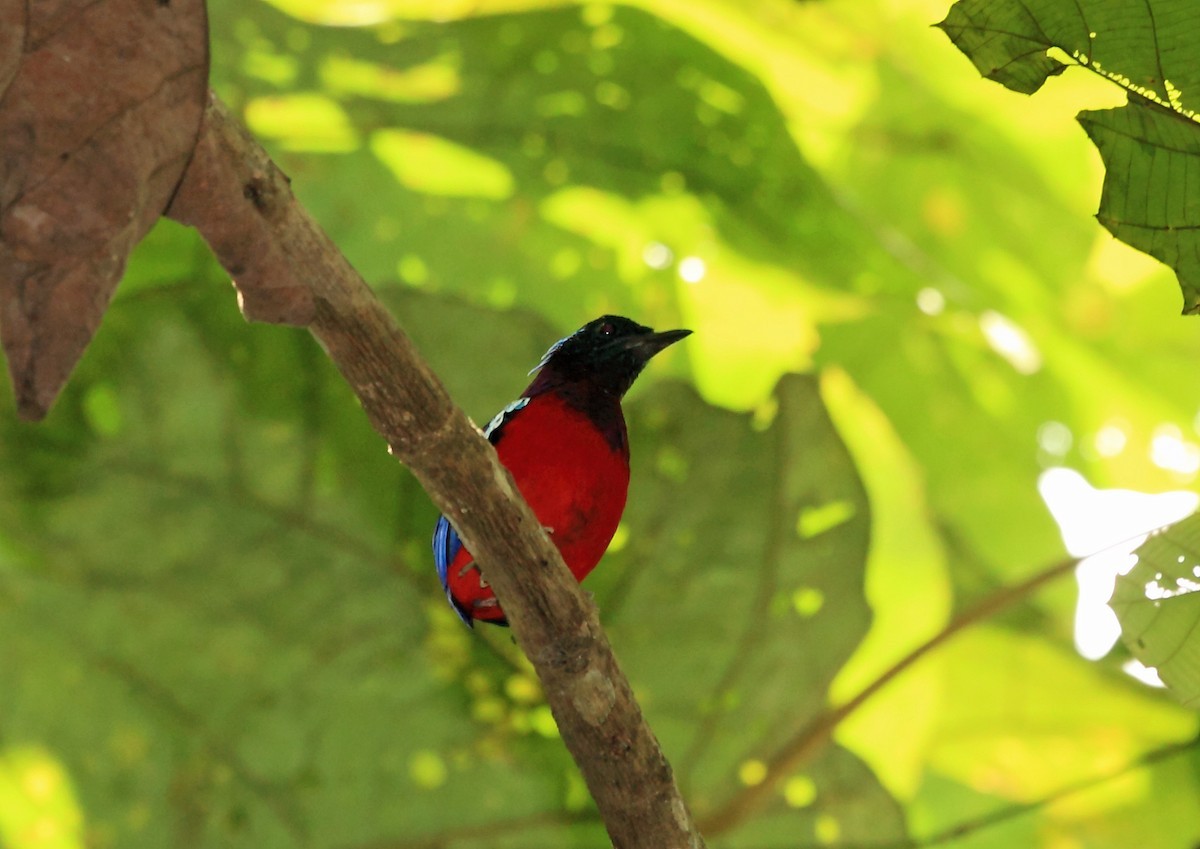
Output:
top-left (529, 315), bottom-right (691, 399)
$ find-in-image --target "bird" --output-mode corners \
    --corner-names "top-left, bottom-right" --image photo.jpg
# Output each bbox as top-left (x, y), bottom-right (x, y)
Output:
top-left (432, 315), bottom-right (691, 627)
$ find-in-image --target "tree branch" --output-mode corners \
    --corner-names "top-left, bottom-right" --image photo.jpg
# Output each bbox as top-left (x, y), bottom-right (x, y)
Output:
top-left (699, 556), bottom-right (1079, 835)
top-left (164, 91), bottom-right (704, 849)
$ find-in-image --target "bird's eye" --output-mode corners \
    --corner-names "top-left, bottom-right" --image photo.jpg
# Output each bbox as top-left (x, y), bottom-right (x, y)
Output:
top-left (600, 322), bottom-right (614, 336)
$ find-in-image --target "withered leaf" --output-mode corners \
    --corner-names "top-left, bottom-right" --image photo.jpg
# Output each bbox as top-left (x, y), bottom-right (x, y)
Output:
top-left (0, 0), bottom-right (209, 419)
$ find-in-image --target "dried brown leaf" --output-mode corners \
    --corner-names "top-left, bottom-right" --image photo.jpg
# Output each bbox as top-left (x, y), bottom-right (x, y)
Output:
top-left (0, 0), bottom-right (208, 419)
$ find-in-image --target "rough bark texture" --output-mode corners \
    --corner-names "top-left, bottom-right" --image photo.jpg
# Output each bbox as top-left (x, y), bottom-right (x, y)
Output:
top-left (0, 0), bottom-right (208, 419)
top-left (166, 93), bottom-right (706, 849)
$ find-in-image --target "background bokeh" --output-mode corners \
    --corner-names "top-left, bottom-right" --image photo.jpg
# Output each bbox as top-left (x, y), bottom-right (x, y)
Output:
top-left (3, 1), bottom-right (1200, 847)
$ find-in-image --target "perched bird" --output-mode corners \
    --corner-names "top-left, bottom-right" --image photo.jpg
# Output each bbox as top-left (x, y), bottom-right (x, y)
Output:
top-left (432, 315), bottom-right (691, 627)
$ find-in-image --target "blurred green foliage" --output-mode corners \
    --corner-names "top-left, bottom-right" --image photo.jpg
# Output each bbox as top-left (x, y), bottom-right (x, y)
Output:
top-left (2, 1), bottom-right (1200, 848)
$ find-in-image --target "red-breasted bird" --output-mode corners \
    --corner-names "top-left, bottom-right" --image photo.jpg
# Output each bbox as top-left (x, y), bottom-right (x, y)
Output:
top-left (433, 315), bottom-right (691, 627)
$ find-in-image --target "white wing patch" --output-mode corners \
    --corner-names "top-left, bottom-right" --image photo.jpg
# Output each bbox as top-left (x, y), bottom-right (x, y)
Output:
top-left (483, 396), bottom-right (530, 441)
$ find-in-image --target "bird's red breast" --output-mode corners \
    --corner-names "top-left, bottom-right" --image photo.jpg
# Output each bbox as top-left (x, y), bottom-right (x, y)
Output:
top-left (444, 391), bottom-right (630, 624)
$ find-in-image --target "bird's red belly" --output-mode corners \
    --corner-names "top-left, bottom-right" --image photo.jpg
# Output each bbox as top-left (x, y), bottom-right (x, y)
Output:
top-left (446, 395), bottom-right (629, 622)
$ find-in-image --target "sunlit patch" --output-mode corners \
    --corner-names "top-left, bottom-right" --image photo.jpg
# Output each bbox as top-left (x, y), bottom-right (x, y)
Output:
top-left (464, 670), bottom-right (492, 696)
top-left (815, 813), bottom-right (841, 844)
top-left (979, 310), bottom-right (1041, 374)
top-left (1038, 468), bottom-right (1198, 663)
top-left (471, 696), bottom-right (506, 724)
top-left (408, 750), bottom-right (448, 789)
top-left (697, 79), bottom-right (744, 115)
top-left (916, 287), bottom-right (945, 315)
top-left (242, 50), bottom-right (298, 86)
top-left (370, 130), bottom-right (514, 199)
top-left (486, 277), bottom-right (517, 308)
top-left (1144, 573), bottom-right (1200, 600)
top-left (536, 90), bottom-right (586, 116)
top-left (564, 769), bottom-right (591, 811)
top-left (1122, 659), bottom-right (1166, 687)
top-left (1036, 421), bottom-right (1073, 458)
top-left (590, 23), bottom-right (623, 51)
top-left (82, 384), bottom-right (122, 437)
top-left (505, 674), bottom-right (542, 704)
top-left (783, 774), bottom-right (817, 808)
top-left (1087, 231), bottom-right (1164, 293)
top-left (582, 3), bottom-right (613, 27)
top-left (509, 708), bottom-right (531, 734)
top-left (1150, 424), bottom-right (1200, 476)
top-left (678, 256), bottom-right (707, 283)
top-left (268, 0), bottom-right (393, 25)
top-left (921, 186), bottom-right (965, 237)
top-left (397, 254), bottom-right (428, 286)
top-left (595, 81), bottom-right (630, 109)
top-left (320, 54), bottom-right (460, 103)
top-left (588, 23), bottom-right (619, 53)
top-left (0, 746), bottom-right (84, 849)
top-left (791, 587), bottom-right (824, 617)
top-left (244, 94), bottom-right (359, 152)
top-left (660, 171), bottom-right (686, 194)
top-left (607, 523), bottom-right (630, 553)
top-left (424, 601), bottom-right (472, 681)
top-left (750, 396), bottom-right (778, 432)
top-left (679, 258), bottom-right (864, 408)
top-left (737, 759), bottom-right (767, 786)
top-left (642, 242), bottom-right (673, 270)
top-left (529, 706), bottom-right (559, 738)
top-left (1072, 552), bottom-right (1131, 660)
top-left (1094, 423), bottom-right (1127, 458)
top-left (796, 500), bottom-right (856, 539)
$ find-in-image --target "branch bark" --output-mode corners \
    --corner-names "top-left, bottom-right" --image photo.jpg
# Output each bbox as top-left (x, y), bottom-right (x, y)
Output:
top-left (165, 92), bottom-right (705, 849)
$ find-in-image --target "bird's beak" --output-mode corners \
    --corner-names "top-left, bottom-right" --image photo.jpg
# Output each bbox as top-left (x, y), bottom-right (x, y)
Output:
top-left (629, 328), bottom-right (692, 359)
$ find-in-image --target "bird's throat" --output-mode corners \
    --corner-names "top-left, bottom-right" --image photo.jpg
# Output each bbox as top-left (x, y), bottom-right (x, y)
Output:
top-left (526, 373), bottom-right (629, 455)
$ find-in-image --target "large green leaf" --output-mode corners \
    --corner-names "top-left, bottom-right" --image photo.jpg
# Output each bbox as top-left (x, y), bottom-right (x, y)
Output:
top-left (940, 0), bottom-right (1200, 312)
top-left (1112, 513), bottom-right (1200, 707)
top-left (609, 375), bottom-right (881, 824)
top-left (0, 221), bottom-right (900, 846)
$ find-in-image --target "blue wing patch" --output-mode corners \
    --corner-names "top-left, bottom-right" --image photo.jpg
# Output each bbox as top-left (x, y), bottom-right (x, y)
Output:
top-left (432, 515), bottom-right (472, 626)
top-left (482, 396), bottom-right (530, 442)
top-left (432, 395), bottom-right (531, 628)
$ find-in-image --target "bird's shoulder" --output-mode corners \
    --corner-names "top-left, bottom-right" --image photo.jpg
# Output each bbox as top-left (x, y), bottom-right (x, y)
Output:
top-left (481, 396), bottom-right (531, 444)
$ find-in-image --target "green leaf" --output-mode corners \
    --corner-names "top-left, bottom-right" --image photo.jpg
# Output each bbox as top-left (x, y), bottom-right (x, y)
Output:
top-left (1080, 103), bottom-right (1200, 313)
top-left (599, 373), bottom-right (909, 842)
top-left (939, 0), bottom-right (1200, 312)
top-left (1112, 512), bottom-right (1200, 707)
top-left (938, 1), bottom-right (1067, 95)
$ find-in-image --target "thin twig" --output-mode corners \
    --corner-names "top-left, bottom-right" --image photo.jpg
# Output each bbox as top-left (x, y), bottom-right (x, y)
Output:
top-left (700, 556), bottom-right (1078, 834)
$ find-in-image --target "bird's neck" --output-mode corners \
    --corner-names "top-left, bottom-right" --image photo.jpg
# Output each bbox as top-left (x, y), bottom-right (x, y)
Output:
top-left (525, 370), bottom-right (629, 455)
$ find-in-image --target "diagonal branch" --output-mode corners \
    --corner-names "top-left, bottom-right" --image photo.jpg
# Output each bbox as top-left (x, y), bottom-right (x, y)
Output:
top-left (163, 91), bottom-right (704, 849)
